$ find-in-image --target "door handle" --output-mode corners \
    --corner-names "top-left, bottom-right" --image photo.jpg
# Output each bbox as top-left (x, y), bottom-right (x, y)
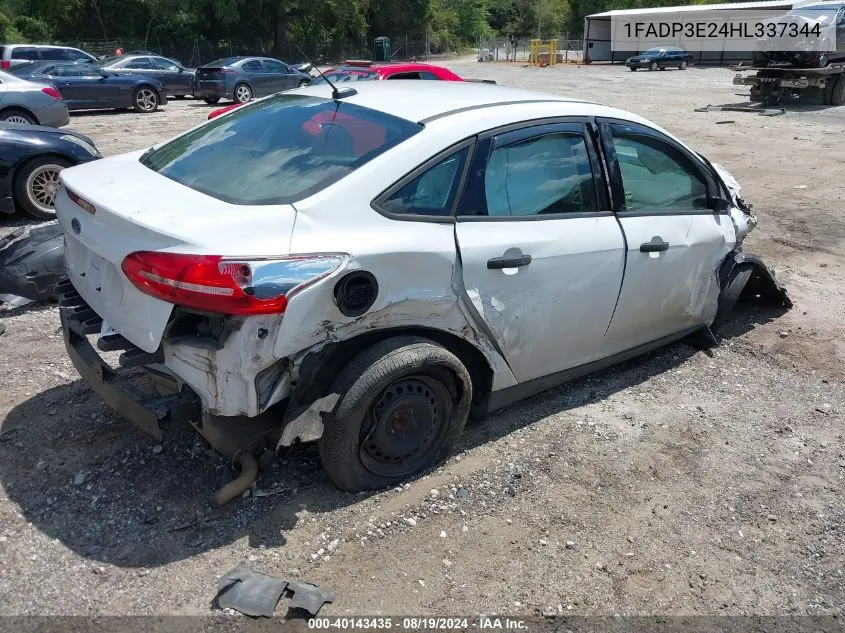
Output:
top-left (640, 238), bottom-right (669, 253)
top-left (487, 254), bottom-right (532, 269)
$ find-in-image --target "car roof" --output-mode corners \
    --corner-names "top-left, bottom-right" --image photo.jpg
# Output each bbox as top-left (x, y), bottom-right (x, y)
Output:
top-left (294, 80), bottom-right (586, 123)
top-left (7, 44), bottom-right (83, 50)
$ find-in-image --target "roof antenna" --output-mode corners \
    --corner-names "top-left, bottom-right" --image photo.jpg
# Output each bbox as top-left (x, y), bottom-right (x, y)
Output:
top-left (294, 44), bottom-right (357, 100)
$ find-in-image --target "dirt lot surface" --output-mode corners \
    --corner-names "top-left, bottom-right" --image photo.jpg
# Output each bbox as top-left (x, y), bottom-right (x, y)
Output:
top-left (0, 58), bottom-right (843, 618)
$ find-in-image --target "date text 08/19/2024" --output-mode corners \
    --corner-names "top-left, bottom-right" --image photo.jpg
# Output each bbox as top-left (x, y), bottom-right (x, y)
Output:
top-left (307, 617), bottom-right (528, 630)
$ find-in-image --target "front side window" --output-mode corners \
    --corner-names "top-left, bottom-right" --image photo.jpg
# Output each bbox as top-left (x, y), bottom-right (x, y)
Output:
top-left (481, 132), bottom-right (597, 217)
top-left (387, 72), bottom-right (422, 80)
top-left (609, 125), bottom-right (707, 212)
top-left (67, 48), bottom-right (94, 62)
top-left (141, 94), bottom-right (421, 205)
top-left (381, 148), bottom-right (469, 216)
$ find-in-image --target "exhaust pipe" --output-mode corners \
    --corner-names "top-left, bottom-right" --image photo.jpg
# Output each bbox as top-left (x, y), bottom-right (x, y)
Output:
top-left (213, 451), bottom-right (258, 506)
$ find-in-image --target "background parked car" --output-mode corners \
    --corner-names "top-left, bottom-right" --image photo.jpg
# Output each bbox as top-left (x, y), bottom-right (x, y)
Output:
top-left (0, 44), bottom-right (98, 71)
top-left (626, 47), bottom-right (694, 71)
top-left (752, 3), bottom-right (845, 67)
top-left (0, 70), bottom-right (68, 126)
top-left (1, 122), bottom-right (100, 219)
top-left (10, 62), bottom-right (166, 113)
top-left (193, 56), bottom-right (312, 104)
top-left (310, 61), bottom-right (465, 83)
top-left (98, 54), bottom-right (195, 98)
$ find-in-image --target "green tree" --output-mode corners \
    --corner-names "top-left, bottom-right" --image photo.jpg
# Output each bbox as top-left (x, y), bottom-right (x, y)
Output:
top-left (12, 14), bottom-right (50, 40)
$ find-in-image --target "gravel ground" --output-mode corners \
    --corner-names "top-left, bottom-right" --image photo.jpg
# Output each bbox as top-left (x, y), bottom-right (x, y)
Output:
top-left (0, 58), bottom-right (843, 617)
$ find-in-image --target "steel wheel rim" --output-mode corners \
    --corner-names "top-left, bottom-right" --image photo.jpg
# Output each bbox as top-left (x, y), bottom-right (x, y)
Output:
top-left (136, 89), bottom-right (157, 111)
top-left (681, 61), bottom-right (687, 69)
top-left (359, 375), bottom-right (452, 479)
top-left (5, 114), bottom-right (32, 124)
top-left (26, 164), bottom-right (63, 214)
top-left (236, 85), bottom-right (251, 102)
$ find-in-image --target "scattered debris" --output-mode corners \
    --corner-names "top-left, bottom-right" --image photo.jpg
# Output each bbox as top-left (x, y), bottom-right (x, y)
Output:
top-left (215, 566), bottom-right (335, 618)
top-left (715, 120), bottom-right (736, 124)
top-left (793, 185), bottom-right (808, 190)
top-left (695, 103), bottom-right (785, 116)
top-left (403, 517), bottom-right (417, 527)
top-left (0, 223), bottom-right (65, 304)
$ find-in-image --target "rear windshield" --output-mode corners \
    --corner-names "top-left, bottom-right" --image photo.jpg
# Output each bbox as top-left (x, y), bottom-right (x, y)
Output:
top-left (204, 57), bottom-right (240, 68)
top-left (140, 93), bottom-right (421, 205)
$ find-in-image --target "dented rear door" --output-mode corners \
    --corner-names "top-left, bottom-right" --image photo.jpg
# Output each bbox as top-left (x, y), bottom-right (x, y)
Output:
top-left (454, 121), bottom-right (626, 383)
top-left (597, 119), bottom-right (736, 355)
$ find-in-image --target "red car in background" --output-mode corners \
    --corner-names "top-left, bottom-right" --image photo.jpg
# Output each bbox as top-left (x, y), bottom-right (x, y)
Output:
top-left (207, 61), bottom-right (465, 120)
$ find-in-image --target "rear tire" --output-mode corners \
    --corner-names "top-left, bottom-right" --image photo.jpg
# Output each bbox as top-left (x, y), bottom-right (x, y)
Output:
top-left (830, 77), bottom-right (845, 106)
top-left (233, 83), bottom-right (252, 104)
top-left (319, 337), bottom-right (472, 492)
top-left (132, 85), bottom-right (159, 113)
top-left (680, 60), bottom-right (688, 70)
top-left (204, 97), bottom-right (220, 105)
top-left (13, 156), bottom-right (72, 220)
top-left (0, 108), bottom-right (37, 125)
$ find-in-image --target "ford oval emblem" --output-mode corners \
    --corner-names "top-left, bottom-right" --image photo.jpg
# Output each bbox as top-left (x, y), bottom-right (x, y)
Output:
top-left (71, 218), bottom-right (81, 235)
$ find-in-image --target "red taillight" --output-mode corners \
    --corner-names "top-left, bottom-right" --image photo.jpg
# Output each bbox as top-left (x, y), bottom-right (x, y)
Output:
top-left (0, 61), bottom-right (10, 70)
top-left (42, 86), bottom-right (62, 101)
top-left (121, 252), bottom-right (346, 316)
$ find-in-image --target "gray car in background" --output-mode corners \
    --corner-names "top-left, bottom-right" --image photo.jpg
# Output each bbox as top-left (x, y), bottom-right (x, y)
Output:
top-left (99, 54), bottom-right (196, 98)
top-left (0, 70), bottom-right (69, 127)
top-left (193, 56), bottom-right (312, 104)
top-left (0, 44), bottom-right (98, 71)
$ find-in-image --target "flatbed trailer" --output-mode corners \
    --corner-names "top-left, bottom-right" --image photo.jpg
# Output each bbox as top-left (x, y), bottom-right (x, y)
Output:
top-left (732, 63), bottom-right (845, 106)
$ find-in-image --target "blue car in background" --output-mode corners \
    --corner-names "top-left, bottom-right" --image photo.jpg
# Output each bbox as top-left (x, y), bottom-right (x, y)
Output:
top-left (10, 62), bottom-right (166, 113)
top-left (193, 56), bottom-right (312, 104)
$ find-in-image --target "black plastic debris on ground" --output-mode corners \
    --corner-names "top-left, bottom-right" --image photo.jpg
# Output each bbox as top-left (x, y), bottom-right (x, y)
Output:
top-left (0, 223), bottom-right (65, 303)
top-left (215, 566), bottom-right (336, 618)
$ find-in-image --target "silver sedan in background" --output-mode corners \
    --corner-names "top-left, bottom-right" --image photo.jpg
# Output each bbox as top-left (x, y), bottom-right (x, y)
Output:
top-left (0, 70), bottom-right (69, 127)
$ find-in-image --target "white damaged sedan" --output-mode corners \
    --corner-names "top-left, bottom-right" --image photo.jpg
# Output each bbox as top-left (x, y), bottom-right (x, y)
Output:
top-left (54, 81), bottom-right (790, 497)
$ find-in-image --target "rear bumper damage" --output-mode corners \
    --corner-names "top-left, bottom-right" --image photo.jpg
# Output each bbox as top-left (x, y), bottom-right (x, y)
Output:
top-left (57, 278), bottom-right (201, 439)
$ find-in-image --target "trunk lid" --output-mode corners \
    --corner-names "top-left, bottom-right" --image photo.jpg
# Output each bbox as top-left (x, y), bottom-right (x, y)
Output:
top-left (55, 151), bottom-right (297, 352)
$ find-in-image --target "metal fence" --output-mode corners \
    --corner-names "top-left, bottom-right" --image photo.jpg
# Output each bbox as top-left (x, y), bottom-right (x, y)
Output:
top-left (476, 37), bottom-right (585, 63)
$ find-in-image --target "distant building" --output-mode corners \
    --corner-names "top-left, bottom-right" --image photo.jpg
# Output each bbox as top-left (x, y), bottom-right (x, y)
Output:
top-left (583, 0), bottom-right (797, 64)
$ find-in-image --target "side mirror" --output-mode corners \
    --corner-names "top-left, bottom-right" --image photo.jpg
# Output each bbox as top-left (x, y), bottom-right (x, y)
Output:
top-left (709, 196), bottom-right (731, 211)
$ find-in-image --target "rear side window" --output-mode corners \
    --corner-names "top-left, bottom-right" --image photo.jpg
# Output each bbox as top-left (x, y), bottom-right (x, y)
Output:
top-left (242, 60), bottom-right (263, 72)
top-left (42, 48), bottom-right (73, 61)
top-left (125, 58), bottom-right (155, 69)
top-left (141, 94), bottom-right (421, 205)
top-left (483, 133), bottom-right (597, 216)
top-left (311, 70), bottom-right (379, 84)
top-left (13, 47), bottom-right (39, 60)
top-left (381, 148), bottom-right (469, 216)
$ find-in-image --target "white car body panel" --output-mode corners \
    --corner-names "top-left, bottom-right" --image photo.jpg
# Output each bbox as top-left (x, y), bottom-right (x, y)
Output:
top-left (55, 80), bottom-right (757, 419)
top-left (455, 216), bottom-right (625, 382)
